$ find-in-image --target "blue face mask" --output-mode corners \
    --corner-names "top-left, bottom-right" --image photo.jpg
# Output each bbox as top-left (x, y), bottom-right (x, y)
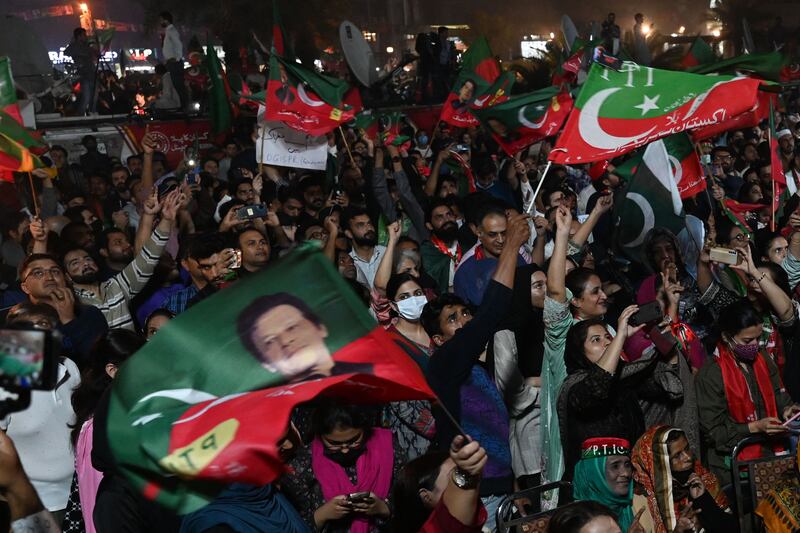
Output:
top-left (417, 135), bottom-right (429, 147)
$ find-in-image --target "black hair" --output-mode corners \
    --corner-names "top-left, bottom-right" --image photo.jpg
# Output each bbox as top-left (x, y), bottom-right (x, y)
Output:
top-left (73, 27), bottom-right (86, 39)
top-left (311, 402), bottom-right (376, 437)
top-left (6, 301), bottom-right (59, 327)
top-left (1, 212), bottom-right (28, 239)
top-left (341, 206), bottom-right (371, 232)
top-left (760, 262), bottom-right (792, 296)
top-left (391, 450), bottom-right (450, 533)
top-left (717, 299), bottom-right (762, 337)
top-left (159, 11), bottom-right (173, 23)
top-left (425, 197), bottom-right (451, 224)
top-left (70, 330), bottom-right (145, 446)
top-left (63, 205), bottom-right (93, 224)
top-left (345, 278), bottom-right (371, 307)
top-left (58, 222), bottom-right (93, 252)
top-left (99, 227), bottom-right (128, 251)
top-left (154, 64), bottom-right (167, 76)
top-left (711, 145), bottom-right (733, 159)
top-left (471, 154), bottom-right (497, 179)
top-left (756, 231), bottom-right (785, 261)
top-left (474, 200), bottom-right (507, 228)
top-left (18, 253), bottom-right (62, 280)
top-left (564, 317), bottom-right (608, 374)
top-left (144, 308), bottom-right (175, 331)
top-left (397, 236), bottom-right (420, 250)
top-left (665, 428), bottom-right (687, 445)
top-left (548, 500), bottom-right (619, 533)
top-left (218, 199), bottom-right (245, 222)
top-left (737, 181), bottom-right (763, 203)
top-left (713, 216), bottom-right (741, 246)
top-left (565, 267), bottom-right (599, 302)
top-left (386, 272), bottom-right (422, 302)
top-left (420, 293), bottom-right (467, 337)
top-left (542, 186), bottom-right (565, 209)
top-left (236, 292), bottom-right (323, 361)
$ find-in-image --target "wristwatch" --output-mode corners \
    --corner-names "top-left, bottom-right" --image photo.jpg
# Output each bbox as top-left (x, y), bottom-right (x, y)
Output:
top-left (451, 467), bottom-right (480, 490)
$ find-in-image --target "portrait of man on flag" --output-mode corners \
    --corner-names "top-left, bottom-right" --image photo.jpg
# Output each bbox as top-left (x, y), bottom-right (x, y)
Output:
top-left (237, 291), bottom-right (374, 383)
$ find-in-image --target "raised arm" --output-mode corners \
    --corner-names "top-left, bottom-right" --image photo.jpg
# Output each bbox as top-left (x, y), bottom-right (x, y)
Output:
top-left (547, 206), bottom-right (572, 303)
top-left (425, 147), bottom-right (452, 197)
top-left (440, 436), bottom-right (486, 528)
top-left (740, 245), bottom-right (794, 323)
top-left (29, 217), bottom-right (48, 255)
top-left (493, 214), bottom-right (531, 289)
top-left (141, 132), bottom-right (156, 192)
top-left (596, 305), bottom-right (642, 375)
top-left (373, 221), bottom-right (401, 295)
top-left (571, 192), bottom-right (613, 248)
top-left (531, 216), bottom-right (547, 267)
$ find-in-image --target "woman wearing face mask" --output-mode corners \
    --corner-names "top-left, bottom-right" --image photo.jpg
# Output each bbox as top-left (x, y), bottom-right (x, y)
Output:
top-left (696, 299), bottom-right (800, 485)
top-left (491, 264), bottom-right (547, 492)
top-left (558, 306), bottom-right (681, 481)
top-left (572, 437), bottom-right (636, 531)
top-left (383, 272), bottom-right (435, 460)
top-left (631, 426), bottom-right (735, 533)
top-left (281, 403), bottom-right (402, 532)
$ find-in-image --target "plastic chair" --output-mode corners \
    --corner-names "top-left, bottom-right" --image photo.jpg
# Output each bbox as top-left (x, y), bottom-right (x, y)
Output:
top-left (496, 481), bottom-right (572, 533)
top-left (730, 434), bottom-right (797, 533)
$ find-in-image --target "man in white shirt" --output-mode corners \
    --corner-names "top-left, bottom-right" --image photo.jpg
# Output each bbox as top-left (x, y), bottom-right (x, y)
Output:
top-left (159, 11), bottom-right (187, 110)
top-left (343, 207), bottom-right (386, 290)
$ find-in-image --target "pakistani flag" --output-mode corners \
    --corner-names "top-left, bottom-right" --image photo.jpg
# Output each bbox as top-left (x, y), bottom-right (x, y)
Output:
top-left (688, 51), bottom-right (787, 81)
top-left (204, 39), bottom-right (233, 134)
top-left (439, 36), bottom-right (513, 128)
top-left (680, 37), bottom-right (715, 69)
top-left (106, 246), bottom-right (434, 513)
top-left (614, 140), bottom-right (685, 262)
top-left (550, 62), bottom-right (762, 164)
top-left (472, 86), bottom-right (573, 156)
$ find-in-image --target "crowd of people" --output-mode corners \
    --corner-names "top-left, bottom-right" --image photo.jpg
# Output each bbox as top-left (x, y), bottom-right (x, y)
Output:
top-left (2, 12), bottom-right (800, 533)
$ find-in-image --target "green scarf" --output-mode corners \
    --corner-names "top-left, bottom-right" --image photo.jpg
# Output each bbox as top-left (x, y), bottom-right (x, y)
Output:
top-left (573, 455), bottom-right (635, 531)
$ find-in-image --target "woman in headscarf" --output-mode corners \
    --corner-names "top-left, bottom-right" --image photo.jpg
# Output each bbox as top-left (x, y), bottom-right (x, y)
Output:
top-left (756, 445), bottom-right (800, 532)
top-left (572, 437), bottom-right (635, 532)
top-left (491, 264), bottom-right (546, 490)
top-left (631, 425), bottom-right (735, 533)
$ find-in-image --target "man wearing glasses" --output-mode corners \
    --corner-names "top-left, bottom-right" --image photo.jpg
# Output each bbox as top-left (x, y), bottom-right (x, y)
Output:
top-left (17, 254), bottom-right (108, 366)
top-left (710, 146), bottom-right (743, 199)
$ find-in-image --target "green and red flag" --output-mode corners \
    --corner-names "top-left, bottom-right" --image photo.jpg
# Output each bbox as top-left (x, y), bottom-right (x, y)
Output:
top-left (265, 54), bottom-right (358, 136)
top-left (768, 99), bottom-right (787, 230)
top-left (439, 36), bottom-right (513, 128)
top-left (550, 62), bottom-right (762, 165)
top-left (690, 90), bottom-right (774, 141)
top-left (680, 37), bottom-right (715, 69)
top-left (688, 51), bottom-right (787, 82)
top-left (472, 86), bottom-right (573, 156)
top-left (271, 0), bottom-right (290, 57)
top-left (0, 59), bottom-right (46, 181)
top-left (94, 28), bottom-right (115, 54)
top-left (0, 57), bottom-right (22, 123)
top-left (106, 245), bottom-right (434, 513)
top-left (613, 140), bottom-right (685, 262)
top-left (204, 39), bottom-right (234, 134)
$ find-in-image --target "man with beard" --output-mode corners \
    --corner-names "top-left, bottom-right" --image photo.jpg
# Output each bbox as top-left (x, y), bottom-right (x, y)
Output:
top-left (454, 202), bottom-right (526, 306)
top-left (777, 128), bottom-right (795, 172)
top-left (344, 207), bottom-right (385, 290)
top-left (17, 254), bottom-right (108, 364)
top-left (710, 146), bottom-right (742, 199)
top-left (61, 189), bottom-right (181, 330)
top-left (162, 232), bottom-right (232, 315)
top-left (237, 227), bottom-right (271, 276)
top-left (97, 228), bottom-right (135, 280)
top-left (421, 198), bottom-right (461, 294)
top-left (297, 176), bottom-right (326, 229)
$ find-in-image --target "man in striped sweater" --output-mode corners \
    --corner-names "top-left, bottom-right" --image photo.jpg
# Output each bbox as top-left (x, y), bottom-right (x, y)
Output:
top-left (60, 189), bottom-right (182, 331)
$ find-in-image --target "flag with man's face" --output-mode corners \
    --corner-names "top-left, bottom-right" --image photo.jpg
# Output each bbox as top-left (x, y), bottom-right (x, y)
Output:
top-left (439, 36), bottom-right (513, 128)
top-left (550, 62), bottom-right (762, 164)
top-left (106, 246), bottom-right (434, 514)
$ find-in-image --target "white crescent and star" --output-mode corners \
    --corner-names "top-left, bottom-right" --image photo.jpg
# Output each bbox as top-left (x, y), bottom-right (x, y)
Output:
top-left (578, 87), bottom-right (657, 150)
top-left (668, 154), bottom-right (683, 185)
top-left (622, 192), bottom-right (655, 248)
top-left (297, 84), bottom-right (325, 107)
top-left (518, 105), bottom-right (548, 129)
top-left (634, 94), bottom-right (660, 115)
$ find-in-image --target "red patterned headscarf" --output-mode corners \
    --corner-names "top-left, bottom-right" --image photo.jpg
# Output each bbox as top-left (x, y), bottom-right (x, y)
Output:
top-left (631, 426), bottom-right (728, 533)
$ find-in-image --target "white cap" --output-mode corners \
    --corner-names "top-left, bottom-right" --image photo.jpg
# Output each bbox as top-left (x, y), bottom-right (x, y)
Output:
top-left (777, 128), bottom-right (793, 139)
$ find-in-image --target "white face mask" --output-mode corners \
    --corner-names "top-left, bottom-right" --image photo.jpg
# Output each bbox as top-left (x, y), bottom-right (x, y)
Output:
top-left (396, 295), bottom-right (428, 321)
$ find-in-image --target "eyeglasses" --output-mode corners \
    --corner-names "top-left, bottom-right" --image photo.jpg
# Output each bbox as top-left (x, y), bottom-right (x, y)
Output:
top-left (322, 431), bottom-right (364, 451)
top-left (24, 267), bottom-right (64, 281)
top-left (732, 233), bottom-right (749, 242)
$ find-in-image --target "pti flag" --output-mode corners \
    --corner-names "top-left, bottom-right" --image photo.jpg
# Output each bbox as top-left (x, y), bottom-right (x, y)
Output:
top-left (472, 86), bottom-right (573, 156)
top-left (0, 111), bottom-right (46, 174)
top-left (106, 246), bottom-right (434, 513)
top-left (440, 36), bottom-right (512, 128)
top-left (205, 38), bottom-right (234, 134)
top-left (550, 62), bottom-right (762, 164)
top-left (688, 51), bottom-right (787, 82)
top-left (614, 140), bottom-right (685, 261)
top-left (266, 54), bottom-right (358, 136)
top-left (690, 90), bottom-right (774, 141)
top-left (0, 57), bottom-right (22, 123)
top-left (680, 37), bottom-right (715, 69)
top-left (768, 99), bottom-right (787, 229)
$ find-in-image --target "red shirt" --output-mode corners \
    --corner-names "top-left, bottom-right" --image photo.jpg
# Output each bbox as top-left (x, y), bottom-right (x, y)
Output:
top-left (419, 499), bottom-right (486, 533)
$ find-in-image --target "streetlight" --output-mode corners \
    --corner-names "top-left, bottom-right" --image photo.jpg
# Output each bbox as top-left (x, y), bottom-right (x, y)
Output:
top-left (711, 29), bottom-right (721, 37)
top-left (549, 32), bottom-right (555, 39)
top-left (679, 26), bottom-right (686, 33)
top-left (386, 46), bottom-right (394, 54)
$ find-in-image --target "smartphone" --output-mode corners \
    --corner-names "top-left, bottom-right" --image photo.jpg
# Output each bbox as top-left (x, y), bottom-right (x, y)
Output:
top-left (454, 144), bottom-right (470, 154)
top-left (186, 171), bottom-right (198, 186)
top-left (237, 204), bottom-right (268, 220)
top-left (0, 328), bottom-right (58, 390)
top-left (346, 492), bottom-right (373, 504)
top-left (629, 301), bottom-right (663, 327)
top-left (709, 247), bottom-right (739, 265)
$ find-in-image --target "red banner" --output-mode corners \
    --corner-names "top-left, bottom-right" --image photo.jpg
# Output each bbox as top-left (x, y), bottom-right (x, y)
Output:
top-left (119, 120), bottom-right (224, 168)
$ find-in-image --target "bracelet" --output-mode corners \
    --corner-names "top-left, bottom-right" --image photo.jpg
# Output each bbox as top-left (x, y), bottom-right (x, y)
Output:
top-left (756, 272), bottom-right (766, 284)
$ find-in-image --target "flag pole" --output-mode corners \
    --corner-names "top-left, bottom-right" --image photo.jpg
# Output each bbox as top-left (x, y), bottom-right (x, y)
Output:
top-left (338, 126), bottom-right (357, 169)
top-left (27, 172), bottom-right (40, 217)
top-left (526, 148), bottom-right (566, 215)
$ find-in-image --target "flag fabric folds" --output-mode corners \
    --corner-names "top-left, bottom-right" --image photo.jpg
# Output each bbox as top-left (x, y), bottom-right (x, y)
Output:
top-left (106, 246), bottom-right (434, 514)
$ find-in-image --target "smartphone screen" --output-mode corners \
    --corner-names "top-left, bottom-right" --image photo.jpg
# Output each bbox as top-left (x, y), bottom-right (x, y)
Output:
top-left (0, 329), bottom-right (55, 389)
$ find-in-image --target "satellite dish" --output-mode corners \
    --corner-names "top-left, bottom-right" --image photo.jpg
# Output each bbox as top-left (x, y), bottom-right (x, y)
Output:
top-left (561, 14), bottom-right (579, 53)
top-left (340, 20), bottom-right (379, 87)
